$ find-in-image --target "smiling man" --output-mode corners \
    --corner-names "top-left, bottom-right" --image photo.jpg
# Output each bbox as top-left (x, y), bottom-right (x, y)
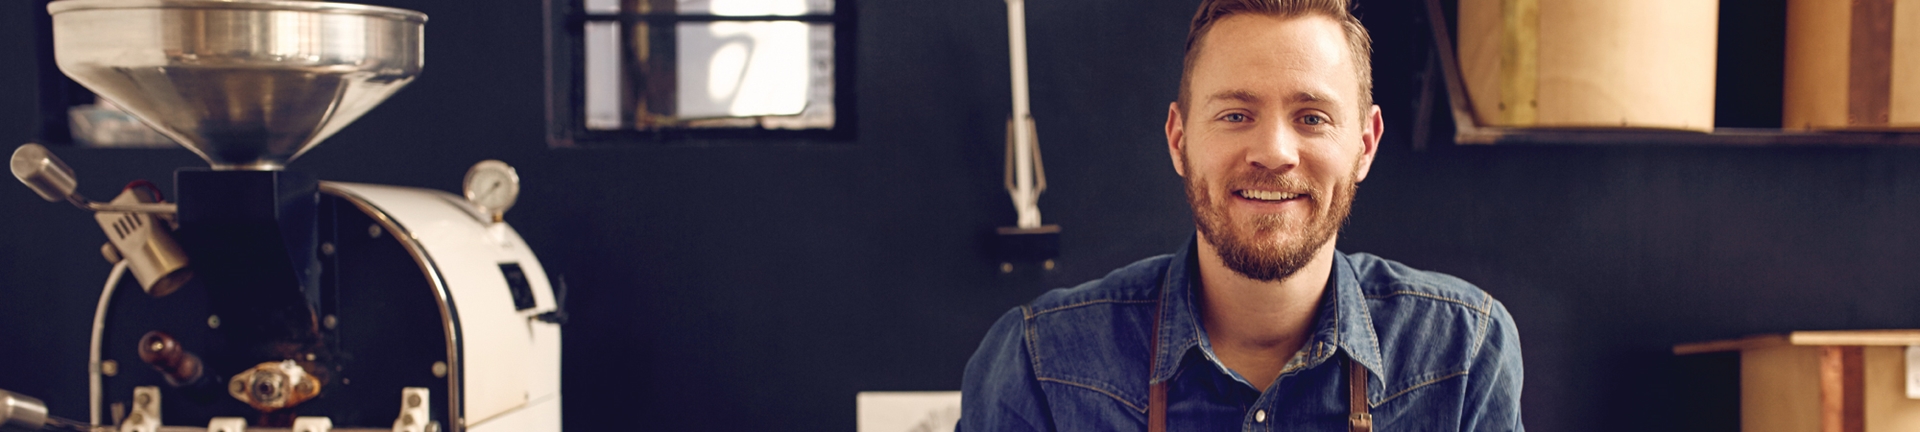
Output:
top-left (958, 0), bottom-right (1523, 430)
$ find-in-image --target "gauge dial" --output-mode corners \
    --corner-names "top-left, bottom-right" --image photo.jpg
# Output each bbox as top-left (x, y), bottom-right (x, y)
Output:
top-left (463, 160), bottom-right (520, 222)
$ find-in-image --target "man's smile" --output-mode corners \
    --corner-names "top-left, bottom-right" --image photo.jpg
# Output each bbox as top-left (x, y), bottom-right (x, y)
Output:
top-left (1234, 189), bottom-right (1305, 202)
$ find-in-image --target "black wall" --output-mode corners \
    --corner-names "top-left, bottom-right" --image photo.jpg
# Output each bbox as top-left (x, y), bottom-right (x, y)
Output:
top-left (3, 0), bottom-right (1917, 431)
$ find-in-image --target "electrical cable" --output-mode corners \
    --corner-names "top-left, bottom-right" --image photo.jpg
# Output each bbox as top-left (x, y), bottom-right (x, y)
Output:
top-left (122, 180), bottom-right (163, 203)
top-left (90, 260), bottom-right (130, 427)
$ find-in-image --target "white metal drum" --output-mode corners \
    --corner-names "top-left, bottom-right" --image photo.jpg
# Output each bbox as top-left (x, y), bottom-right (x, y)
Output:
top-left (319, 182), bottom-right (561, 432)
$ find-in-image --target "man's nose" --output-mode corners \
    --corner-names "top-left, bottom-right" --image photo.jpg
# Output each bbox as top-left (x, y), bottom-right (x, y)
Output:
top-left (1245, 122), bottom-right (1300, 171)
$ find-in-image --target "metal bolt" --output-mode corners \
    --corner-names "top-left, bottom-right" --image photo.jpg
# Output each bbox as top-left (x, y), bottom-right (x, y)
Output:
top-left (101, 360), bottom-right (119, 377)
top-left (306, 353), bottom-right (316, 361)
top-left (126, 413), bottom-right (143, 425)
top-left (368, 224), bottom-right (384, 239)
top-left (136, 393), bottom-right (150, 408)
top-left (408, 394), bottom-right (422, 407)
top-left (401, 414), bottom-right (415, 425)
top-left (320, 242), bottom-right (335, 255)
top-left (101, 242), bottom-right (123, 264)
top-left (1043, 259), bottom-right (1056, 270)
top-left (323, 315), bottom-right (338, 330)
top-left (431, 361), bottom-right (447, 378)
top-left (208, 315), bottom-right (221, 329)
top-left (999, 262), bottom-right (1013, 273)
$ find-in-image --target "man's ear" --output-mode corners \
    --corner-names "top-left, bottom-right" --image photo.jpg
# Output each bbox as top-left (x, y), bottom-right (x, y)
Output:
top-left (1166, 101), bottom-right (1188, 177)
top-left (1354, 104), bottom-right (1382, 182)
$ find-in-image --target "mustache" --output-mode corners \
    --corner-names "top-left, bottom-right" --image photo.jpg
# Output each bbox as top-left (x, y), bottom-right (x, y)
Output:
top-left (1223, 170), bottom-right (1320, 196)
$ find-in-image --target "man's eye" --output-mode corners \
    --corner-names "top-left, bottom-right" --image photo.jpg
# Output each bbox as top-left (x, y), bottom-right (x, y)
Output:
top-left (1300, 114), bottom-right (1328, 126)
top-left (1221, 113), bottom-right (1250, 123)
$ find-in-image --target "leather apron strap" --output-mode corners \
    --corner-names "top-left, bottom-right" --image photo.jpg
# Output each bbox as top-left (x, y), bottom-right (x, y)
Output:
top-left (1147, 282), bottom-right (1169, 432)
top-left (1349, 358), bottom-right (1372, 432)
top-left (1145, 295), bottom-right (1370, 431)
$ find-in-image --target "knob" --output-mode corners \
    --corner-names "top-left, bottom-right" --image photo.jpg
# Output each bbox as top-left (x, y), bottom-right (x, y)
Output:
top-left (137, 331), bottom-right (205, 386)
top-left (10, 143), bottom-right (78, 203)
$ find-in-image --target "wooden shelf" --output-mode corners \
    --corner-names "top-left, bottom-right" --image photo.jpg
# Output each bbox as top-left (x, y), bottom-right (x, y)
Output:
top-left (1420, 0), bottom-right (1920, 147)
top-left (1672, 330), bottom-right (1920, 355)
top-left (1457, 127), bottom-right (1920, 147)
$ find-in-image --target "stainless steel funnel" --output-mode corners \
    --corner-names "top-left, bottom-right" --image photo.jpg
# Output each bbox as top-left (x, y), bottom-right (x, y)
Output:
top-left (49, 0), bottom-right (426, 170)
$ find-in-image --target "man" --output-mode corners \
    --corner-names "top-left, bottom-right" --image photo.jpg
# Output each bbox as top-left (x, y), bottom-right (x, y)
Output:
top-left (959, 0), bottom-right (1524, 430)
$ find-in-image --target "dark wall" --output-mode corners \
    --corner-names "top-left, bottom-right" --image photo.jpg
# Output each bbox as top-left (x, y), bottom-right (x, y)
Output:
top-left (4, 0), bottom-right (1918, 431)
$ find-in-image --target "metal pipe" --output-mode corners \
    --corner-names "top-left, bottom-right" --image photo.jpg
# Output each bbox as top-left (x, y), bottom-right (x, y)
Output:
top-left (1005, 0), bottom-right (1042, 229)
top-left (83, 201), bottom-right (178, 215)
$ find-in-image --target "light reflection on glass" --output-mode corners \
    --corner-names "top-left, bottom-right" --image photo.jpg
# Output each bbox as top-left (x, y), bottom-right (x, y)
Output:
top-left (584, 0), bottom-right (624, 129)
top-left (676, 20), bottom-right (809, 119)
top-left (676, 0), bottom-right (832, 16)
top-left (579, 0), bottom-right (835, 131)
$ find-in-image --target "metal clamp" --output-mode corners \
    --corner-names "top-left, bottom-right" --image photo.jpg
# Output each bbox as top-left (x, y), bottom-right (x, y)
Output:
top-left (97, 189), bottom-right (192, 297)
top-left (209, 417), bottom-right (248, 432)
top-left (393, 388), bottom-right (430, 432)
top-left (292, 417), bottom-right (333, 432)
top-left (119, 387), bottom-right (160, 432)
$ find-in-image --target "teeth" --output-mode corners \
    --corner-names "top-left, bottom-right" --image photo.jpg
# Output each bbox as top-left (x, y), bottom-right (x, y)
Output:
top-left (1237, 190), bottom-right (1300, 201)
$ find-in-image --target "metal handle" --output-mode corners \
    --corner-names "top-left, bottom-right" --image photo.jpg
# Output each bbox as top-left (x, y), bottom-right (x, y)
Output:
top-left (12, 143), bottom-right (79, 203)
top-left (0, 388), bottom-right (51, 430)
top-left (11, 143), bottom-right (178, 215)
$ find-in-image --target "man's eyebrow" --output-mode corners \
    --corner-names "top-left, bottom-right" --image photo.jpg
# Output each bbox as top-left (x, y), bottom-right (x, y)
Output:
top-left (1206, 90), bottom-right (1260, 105)
top-left (1290, 91), bottom-right (1329, 104)
top-left (1206, 90), bottom-right (1335, 105)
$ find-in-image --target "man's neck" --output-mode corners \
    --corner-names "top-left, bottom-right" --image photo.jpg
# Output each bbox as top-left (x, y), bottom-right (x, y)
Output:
top-left (1193, 234), bottom-right (1338, 392)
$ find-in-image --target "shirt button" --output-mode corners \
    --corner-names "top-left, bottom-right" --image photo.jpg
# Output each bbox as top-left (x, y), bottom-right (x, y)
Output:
top-left (1254, 409), bottom-right (1267, 422)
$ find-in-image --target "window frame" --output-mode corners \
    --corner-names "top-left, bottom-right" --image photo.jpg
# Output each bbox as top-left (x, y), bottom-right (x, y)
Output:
top-left (542, 0), bottom-right (858, 147)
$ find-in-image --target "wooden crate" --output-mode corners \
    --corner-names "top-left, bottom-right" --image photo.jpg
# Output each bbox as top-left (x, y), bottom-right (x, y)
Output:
top-left (1675, 331), bottom-right (1920, 432)
top-left (1457, 0), bottom-right (1719, 131)
top-left (1783, 0), bottom-right (1920, 130)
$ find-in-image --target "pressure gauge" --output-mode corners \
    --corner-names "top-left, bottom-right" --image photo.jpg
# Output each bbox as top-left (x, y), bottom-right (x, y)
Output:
top-left (463, 160), bottom-right (519, 223)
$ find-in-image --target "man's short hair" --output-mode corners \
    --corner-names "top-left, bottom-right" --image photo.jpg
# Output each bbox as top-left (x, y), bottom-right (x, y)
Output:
top-left (1178, 0), bottom-right (1374, 119)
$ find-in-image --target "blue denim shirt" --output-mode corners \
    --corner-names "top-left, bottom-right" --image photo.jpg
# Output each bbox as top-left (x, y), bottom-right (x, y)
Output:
top-left (960, 238), bottom-right (1524, 431)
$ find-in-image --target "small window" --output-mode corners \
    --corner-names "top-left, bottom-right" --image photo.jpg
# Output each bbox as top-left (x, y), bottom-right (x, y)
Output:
top-left (545, 0), bottom-right (855, 146)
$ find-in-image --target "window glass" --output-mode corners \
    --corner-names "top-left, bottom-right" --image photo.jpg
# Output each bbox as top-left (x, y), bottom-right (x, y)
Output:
top-left (554, 0), bottom-right (849, 143)
top-left (674, 22), bottom-right (833, 128)
top-left (676, 0), bottom-right (833, 16)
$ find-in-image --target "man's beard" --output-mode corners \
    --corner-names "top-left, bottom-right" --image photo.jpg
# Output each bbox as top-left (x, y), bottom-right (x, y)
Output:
top-left (1183, 155), bottom-right (1358, 282)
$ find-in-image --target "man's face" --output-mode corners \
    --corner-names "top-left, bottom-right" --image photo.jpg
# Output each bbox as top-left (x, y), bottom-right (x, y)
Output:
top-left (1166, 13), bottom-right (1381, 282)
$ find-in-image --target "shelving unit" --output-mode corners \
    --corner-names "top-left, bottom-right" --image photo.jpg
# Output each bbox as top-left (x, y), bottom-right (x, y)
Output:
top-left (1420, 0), bottom-right (1920, 147)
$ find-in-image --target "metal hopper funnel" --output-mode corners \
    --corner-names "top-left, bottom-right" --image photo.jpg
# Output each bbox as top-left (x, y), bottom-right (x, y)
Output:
top-left (49, 0), bottom-right (426, 170)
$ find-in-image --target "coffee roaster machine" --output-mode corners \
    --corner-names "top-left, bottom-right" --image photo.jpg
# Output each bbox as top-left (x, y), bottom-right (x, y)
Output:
top-left (2, 1), bottom-right (564, 432)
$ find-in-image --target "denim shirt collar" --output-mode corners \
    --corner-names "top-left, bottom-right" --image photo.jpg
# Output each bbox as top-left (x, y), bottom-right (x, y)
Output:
top-left (1149, 235), bottom-right (1386, 386)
